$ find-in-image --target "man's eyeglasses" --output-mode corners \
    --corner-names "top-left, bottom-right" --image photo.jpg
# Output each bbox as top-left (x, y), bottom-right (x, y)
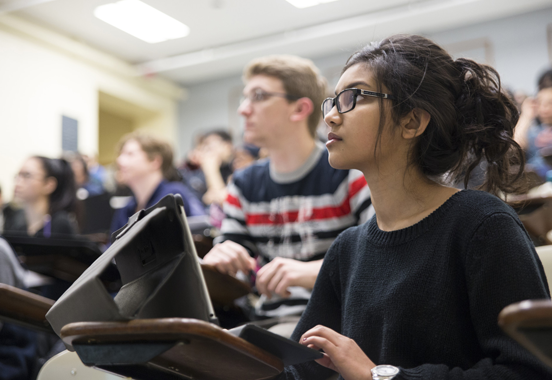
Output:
top-left (241, 89), bottom-right (301, 104)
top-left (322, 88), bottom-right (395, 118)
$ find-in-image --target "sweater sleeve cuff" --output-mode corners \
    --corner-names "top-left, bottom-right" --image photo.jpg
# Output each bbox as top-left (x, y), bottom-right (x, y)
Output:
top-left (396, 366), bottom-right (425, 380)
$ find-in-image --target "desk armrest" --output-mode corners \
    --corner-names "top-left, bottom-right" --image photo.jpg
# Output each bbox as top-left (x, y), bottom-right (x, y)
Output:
top-left (0, 283), bottom-right (54, 332)
top-left (61, 318), bottom-right (283, 380)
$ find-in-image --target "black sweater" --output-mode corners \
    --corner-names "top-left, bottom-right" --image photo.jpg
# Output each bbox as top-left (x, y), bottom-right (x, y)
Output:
top-left (281, 190), bottom-right (552, 380)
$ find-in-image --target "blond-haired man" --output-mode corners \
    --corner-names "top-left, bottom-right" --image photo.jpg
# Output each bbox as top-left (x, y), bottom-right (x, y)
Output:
top-left (204, 55), bottom-right (371, 324)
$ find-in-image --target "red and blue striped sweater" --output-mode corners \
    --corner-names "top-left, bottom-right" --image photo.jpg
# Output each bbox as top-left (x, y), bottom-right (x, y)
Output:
top-left (216, 143), bottom-right (372, 317)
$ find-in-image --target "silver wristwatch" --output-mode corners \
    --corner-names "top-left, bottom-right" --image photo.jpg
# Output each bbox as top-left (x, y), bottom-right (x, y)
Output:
top-left (371, 364), bottom-right (399, 380)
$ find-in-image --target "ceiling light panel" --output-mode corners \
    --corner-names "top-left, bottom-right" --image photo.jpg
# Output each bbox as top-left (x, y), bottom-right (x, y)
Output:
top-left (94, 0), bottom-right (190, 44)
top-left (285, 0), bottom-right (339, 9)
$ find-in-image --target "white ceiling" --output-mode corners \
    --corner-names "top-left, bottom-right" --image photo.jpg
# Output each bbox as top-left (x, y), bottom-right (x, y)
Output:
top-left (4, 0), bottom-right (552, 84)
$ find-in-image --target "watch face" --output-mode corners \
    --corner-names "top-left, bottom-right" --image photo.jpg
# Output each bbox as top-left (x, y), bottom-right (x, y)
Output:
top-left (374, 365), bottom-right (399, 376)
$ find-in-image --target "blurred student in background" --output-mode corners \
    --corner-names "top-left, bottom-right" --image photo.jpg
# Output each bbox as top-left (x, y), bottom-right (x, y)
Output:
top-left (515, 68), bottom-right (552, 178)
top-left (10, 156), bottom-right (77, 237)
top-left (233, 143), bottom-right (261, 171)
top-left (208, 142), bottom-right (263, 229)
top-left (64, 152), bottom-right (105, 198)
top-left (180, 129), bottom-right (235, 208)
top-left (179, 133), bottom-right (207, 202)
top-left (199, 130), bottom-right (235, 206)
top-left (110, 133), bottom-right (205, 234)
top-left (82, 153), bottom-right (108, 189)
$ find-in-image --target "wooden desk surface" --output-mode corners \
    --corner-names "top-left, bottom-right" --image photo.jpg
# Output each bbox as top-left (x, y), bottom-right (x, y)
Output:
top-left (201, 263), bottom-right (251, 306)
top-left (62, 318), bottom-right (283, 380)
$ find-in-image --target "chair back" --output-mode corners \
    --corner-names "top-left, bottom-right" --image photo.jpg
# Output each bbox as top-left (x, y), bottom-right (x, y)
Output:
top-left (520, 201), bottom-right (552, 246)
top-left (499, 299), bottom-right (552, 368)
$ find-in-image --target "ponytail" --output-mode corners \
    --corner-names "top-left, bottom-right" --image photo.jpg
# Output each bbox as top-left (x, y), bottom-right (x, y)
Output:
top-left (343, 35), bottom-right (526, 196)
top-left (453, 58), bottom-right (524, 195)
top-left (34, 156), bottom-right (77, 215)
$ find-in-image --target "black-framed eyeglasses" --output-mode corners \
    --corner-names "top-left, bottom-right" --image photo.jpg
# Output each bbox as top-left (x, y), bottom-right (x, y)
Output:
top-left (240, 89), bottom-right (301, 104)
top-left (322, 88), bottom-right (395, 118)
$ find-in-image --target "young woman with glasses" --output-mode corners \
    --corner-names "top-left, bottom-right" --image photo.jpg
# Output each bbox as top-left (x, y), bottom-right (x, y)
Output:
top-left (12, 156), bottom-right (77, 237)
top-left (278, 35), bottom-right (552, 380)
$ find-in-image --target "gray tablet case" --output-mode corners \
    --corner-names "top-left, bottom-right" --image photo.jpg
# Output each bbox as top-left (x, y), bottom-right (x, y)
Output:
top-left (46, 194), bottom-right (217, 350)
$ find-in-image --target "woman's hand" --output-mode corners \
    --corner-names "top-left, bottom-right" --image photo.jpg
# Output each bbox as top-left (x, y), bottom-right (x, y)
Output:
top-left (301, 325), bottom-right (376, 380)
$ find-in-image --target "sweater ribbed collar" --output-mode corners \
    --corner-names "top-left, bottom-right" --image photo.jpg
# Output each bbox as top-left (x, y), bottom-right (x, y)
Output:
top-left (366, 190), bottom-right (466, 247)
top-left (270, 141), bottom-right (324, 184)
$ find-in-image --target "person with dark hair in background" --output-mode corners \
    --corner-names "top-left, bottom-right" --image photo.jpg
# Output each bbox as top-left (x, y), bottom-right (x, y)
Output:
top-left (276, 35), bottom-right (552, 380)
top-left (199, 130), bottom-right (235, 206)
top-left (209, 143), bottom-right (262, 229)
top-left (233, 143), bottom-right (261, 171)
top-left (180, 129), bottom-right (235, 207)
top-left (110, 132), bottom-right (205, 234)
top-left (0, 156), bottom-right (78, 378)
top-left (178, 132), bottom-right (207, 202)
top-left (538, 68), bottom-right (552, 90)
top-left (64, 152), bottom-right (104, 198)
top-left (514, 68), bottom-right (552, 179)
top-left (82, 153), bottom-right (108, 189)
top-left (11, 156), bottom-right (78, 237)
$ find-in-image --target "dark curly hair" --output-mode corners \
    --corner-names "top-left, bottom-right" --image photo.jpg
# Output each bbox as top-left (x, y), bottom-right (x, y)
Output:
top-left (343, 34), bottom-right (524, 196)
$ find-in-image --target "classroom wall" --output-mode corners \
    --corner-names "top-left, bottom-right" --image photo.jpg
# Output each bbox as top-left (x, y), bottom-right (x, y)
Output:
top-left (0, 14), bottom-right (183, 202)
top-left (432, 7), bottom-right (552, 95)
top-left (177, 6), bottom-right (552, 156)
top-left (98, 110), bottom-right (134, 167)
